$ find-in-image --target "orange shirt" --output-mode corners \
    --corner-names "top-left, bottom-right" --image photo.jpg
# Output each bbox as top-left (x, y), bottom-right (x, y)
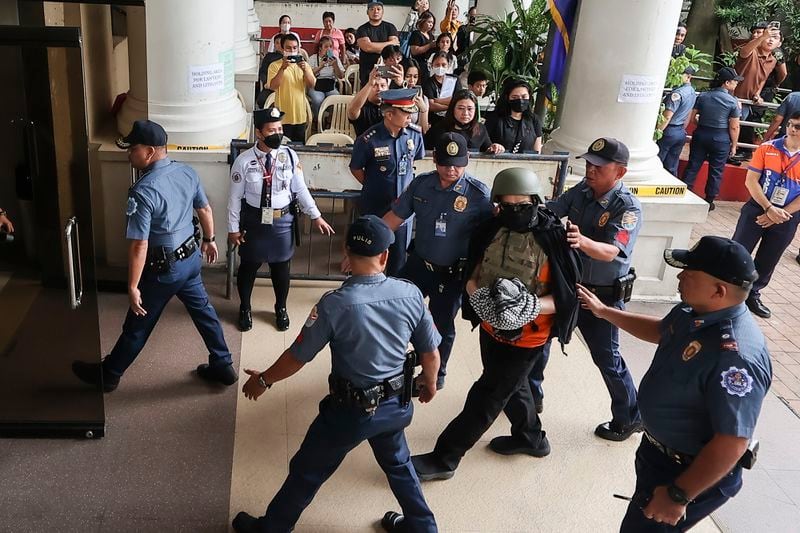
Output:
top-left (481, 260), bottom-right (554, 348)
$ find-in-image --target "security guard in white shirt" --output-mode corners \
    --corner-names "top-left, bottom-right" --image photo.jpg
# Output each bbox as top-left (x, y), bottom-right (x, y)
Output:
top-left (228, 106), bottom-right (334, 332)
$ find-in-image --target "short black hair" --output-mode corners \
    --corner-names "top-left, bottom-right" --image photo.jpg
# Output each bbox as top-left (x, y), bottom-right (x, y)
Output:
top-left (344, 27), bottom-right (356, 36)
top-left (281, 33), bottom-right (299, 47)
top-left (322, 11), bottom-right (335, 22)
top-left (279, 14), bottom-right (291, 24)
top-left (468, 70), bottom-right (488, 85)
top-left (789, 110), bottom-right (800, 121)
top-left (381, 44), bottom-right (402, 60)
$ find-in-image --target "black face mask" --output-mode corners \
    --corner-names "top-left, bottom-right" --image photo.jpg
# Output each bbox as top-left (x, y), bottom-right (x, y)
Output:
top-left (499, 203), bottom-right (537, 232)
top-left (262, 133), bottom-right (282, 149)
top-left (509, 98), bottom-right (530, 113)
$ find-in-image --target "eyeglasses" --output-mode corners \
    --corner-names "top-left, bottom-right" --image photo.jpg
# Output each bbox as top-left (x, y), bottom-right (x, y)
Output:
top-left (788, 123), bottom-right (800, 131)
top-left (499, 202), bottom-right (533, 212)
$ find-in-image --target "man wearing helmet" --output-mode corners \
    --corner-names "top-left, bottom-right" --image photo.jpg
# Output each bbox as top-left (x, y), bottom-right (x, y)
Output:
top-left (411, 167), bottom-right (581, 480)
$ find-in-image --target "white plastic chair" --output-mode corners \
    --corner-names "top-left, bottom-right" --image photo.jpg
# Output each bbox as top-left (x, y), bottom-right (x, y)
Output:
top-left (305, 132), bottom-right (355, 146)
top-left (317, 95), bottom-right (356, 138)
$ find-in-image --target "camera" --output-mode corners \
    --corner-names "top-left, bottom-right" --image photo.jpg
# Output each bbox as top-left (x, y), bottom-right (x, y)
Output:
top-left (376, 65), bottom-right (392, 78)
top-left (286, 55), bottom-right (304, 63)
top-left (0, 232), bottom-right (14, 243)
top-left (768, 20), bottom-right (781, 30)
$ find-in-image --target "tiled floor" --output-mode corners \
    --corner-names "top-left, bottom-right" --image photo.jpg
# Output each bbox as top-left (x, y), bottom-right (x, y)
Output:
top-left (691, 201), bottom-right (800, 418)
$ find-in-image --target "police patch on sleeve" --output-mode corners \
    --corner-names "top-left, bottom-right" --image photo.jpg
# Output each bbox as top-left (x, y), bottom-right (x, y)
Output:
top-left (232, 172), bottom-right (242, 183)
top-left (671, 93), bottom-right (681, 102)
top-left (621, 211), bottom-right (638, 230)
top-left (304, 305), bottom-right (318, 328)
top-left (720, 366), bottom-right (754, 397)
top-left (126, 196), bottom-right (138, 216)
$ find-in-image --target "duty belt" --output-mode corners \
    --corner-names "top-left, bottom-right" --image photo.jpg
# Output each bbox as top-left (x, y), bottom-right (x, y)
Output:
top-left (416, 254), bottom-right (466, 275)
top-left (328, 373), bottom-right (405, 414)
top-left (270, 205), bottom-right (291, 219)
top-left (644, 431), bottom-right (694, 465)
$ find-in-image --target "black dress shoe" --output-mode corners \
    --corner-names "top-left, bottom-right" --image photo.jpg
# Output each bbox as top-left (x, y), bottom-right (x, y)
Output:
top-left (707, 200), bottom-right (716, 211)
top-left (232, 511), bottom-right (263, 533)
top-left (381, 511), bottom-right (405, 531)
top-left (411, 452), bottom-right (455, 481)
top-left (196, 363), bottom-right (238, 385)
top-left (275, 306), bottom-right (290, 331)
top-left (238, 308), bottom-right (253, 332)
top-left (72, 361), bottom-right (119, 392)
top-left (594, 421), bottom-right (643, 442)
top-left (746, 295), bottom-right (771, 319)
top-left (796, 253), bottom-right (800, 267)
top-left (489, 434), bottom-right (551, 457)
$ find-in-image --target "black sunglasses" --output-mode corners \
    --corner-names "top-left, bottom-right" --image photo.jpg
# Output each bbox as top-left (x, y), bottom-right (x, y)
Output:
top-left (499, 202), bottom-right (534, 212)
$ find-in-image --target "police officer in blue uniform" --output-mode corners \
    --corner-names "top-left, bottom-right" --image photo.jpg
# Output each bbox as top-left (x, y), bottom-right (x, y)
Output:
top-left (232, 215), bottom-right (441, 533)
top-left (658, 66), bottom-right (698, 176)
top-left (534, 138), bottom-right (643, 440)
top-left (577, 236), bottom-right (771, 531)
top-left (228, 106), bottom-right (334, 333)
top-left (682, 67), bottom-right (743, 211)
top-left (384, 133), bottom-right (493, 391)
top-left (350, 88), bottom-right (426, 276)
top-left (72, 120), bottom-right (237, 391)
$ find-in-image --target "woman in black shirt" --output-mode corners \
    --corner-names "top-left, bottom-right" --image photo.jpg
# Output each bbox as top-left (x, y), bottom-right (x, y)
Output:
top-left (409, 11), bottom-right (437, 82)
top-left (425, 89), bottom-right (504, 153)
top-left (422, 52), bottom-right (461, 128)
top-left (485, 78), bottom-right (543, 153)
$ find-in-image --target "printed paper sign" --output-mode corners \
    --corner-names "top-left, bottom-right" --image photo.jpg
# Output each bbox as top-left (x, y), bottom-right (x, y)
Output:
top-left (617, 74), bottom-right (662, 104)
top-left (189, 63), bottom-right (225, 94)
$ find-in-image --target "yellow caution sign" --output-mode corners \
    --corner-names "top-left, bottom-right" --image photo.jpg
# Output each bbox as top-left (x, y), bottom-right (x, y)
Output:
top-left (625, 185), bottom-right (686, 197)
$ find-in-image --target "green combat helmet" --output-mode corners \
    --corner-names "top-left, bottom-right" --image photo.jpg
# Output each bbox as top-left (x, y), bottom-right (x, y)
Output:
top-left (490, 167), bottom-right (544, 203)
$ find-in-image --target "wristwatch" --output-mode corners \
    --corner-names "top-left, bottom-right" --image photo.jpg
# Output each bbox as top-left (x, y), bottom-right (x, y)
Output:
top-left (202, 235), bottom-right (215, 243)
top-left (666, 483), bottom-right (692, 505)
top-left (257, 372), bottom-right (272, 389)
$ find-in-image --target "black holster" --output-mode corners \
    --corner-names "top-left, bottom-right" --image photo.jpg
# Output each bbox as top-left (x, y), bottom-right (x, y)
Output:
top-left (614, 268), bottom-right (637, 303)
top-left (402, 350), bottom-right (417, 407)
top-left (289, 197), bottom-right (301, 247)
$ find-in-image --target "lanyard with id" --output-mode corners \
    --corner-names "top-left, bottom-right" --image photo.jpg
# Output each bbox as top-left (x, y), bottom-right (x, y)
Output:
top-left (257, 152), bottom-right (274, 224)
top-left (769, 146), bottom-right (800, 206)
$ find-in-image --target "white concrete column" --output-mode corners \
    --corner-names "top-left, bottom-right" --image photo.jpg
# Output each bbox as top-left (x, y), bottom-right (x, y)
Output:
top-left (118, 0), bottom-right (248, 148)
top-left (234, 0), bottom-right (258, 73)
top-left (247, 0), bottom-right (261, 53)
top-left (116, 6), bottom-right (148, 136)
top-left (543, 0), bottom-right (682, 183)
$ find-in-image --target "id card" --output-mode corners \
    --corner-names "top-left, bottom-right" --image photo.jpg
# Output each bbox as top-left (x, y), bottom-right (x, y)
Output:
top-left (261, 207), bottom-right (274, 225)
top-left (398, 157), bottom-right (408, 176)
top-left (435, 216), bottom-right (447, 237)
top-left (770, 186), bottom-right (789, 206)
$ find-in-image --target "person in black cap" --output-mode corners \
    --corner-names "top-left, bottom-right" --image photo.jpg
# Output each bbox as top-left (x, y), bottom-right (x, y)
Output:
top-left (232, 215), bottom-right (441, 533)
top-left (383, 132), bottom-right (493, 392)
top-left (681, 67), bottom-right (743, 210)
top-left (577, 236), bottom-right (771, 532)
top-left (658, 66), bottom-right (697, 176)
top-left (228, 106), bottom-right (334, 333)
top-left (540, 137), bottom-right (643, 440)
top-left (72, 120), bottom-right (237, 392)
top-left (348, 87), bottom-right (426, 276)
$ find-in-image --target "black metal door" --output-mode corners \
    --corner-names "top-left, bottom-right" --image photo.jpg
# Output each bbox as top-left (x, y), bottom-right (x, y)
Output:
top-left (0, 25), bottom-right (104, 438)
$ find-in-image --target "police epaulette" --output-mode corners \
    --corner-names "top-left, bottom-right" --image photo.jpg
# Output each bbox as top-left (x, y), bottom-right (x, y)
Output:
top-left (407, 123), bottom-right (422, 132)
top-left (361, 130), bottom-right (376, 142)
top-left (719, 319), bottom-right (740, 353)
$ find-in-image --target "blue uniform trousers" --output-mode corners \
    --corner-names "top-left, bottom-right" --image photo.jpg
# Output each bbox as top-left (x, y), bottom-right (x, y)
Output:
top-left (658, 125), bottom-right (687, 177)
top-left (732, 200), bottom-right (800, 297)
top-left (434, 330), bottom-right (544, 470)
top-left (578, 299), bottom-right (640, 426)
top-left (528, 342), bottom-right (551, 402)
top-left (682, 127), bottom-right (730, 202)
top-left (387, 224), bottom-right (410, 277)
top-left (398, 254), bottom-right (463, 386)
top-left (104, 251), bottom-right (232, 376)
top-left (259, 395), bottom-right (437, 532)
top-left (620, 437), bottom-right (742, 532)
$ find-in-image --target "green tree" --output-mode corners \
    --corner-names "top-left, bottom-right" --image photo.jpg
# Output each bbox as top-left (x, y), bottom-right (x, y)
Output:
top-left (715, 0), bottom-right (800, 56)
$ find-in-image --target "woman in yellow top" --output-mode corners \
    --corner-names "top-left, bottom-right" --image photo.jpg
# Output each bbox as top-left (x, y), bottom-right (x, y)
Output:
top-left (440, 0), bottom-right (461, 42)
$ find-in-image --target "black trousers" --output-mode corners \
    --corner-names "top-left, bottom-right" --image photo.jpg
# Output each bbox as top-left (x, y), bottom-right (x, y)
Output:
top-left (433, 328), bottom-right (545, 470)
top-left (237, 259), bottom-right (291, 310)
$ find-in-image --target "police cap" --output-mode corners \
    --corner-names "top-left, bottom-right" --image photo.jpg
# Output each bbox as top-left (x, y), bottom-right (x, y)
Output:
top-left (255, 106), bottom-right (285, 129)
top-left (347, 215), bottom-right (395, 257)
top-left (490, 167), bottom-right (544, 202)
top-left (579, 137), bottom-right (630, 166)
top-left (116, 120), bottom-right (168, 149)
top-left (664, 236), bottom-right (758, 289)
top-left (434, 132), bottom-right (469, 167)
top-left (379, 88), bottom-right (419, 113)
top-left (716, 67), bottom-right (744, 83)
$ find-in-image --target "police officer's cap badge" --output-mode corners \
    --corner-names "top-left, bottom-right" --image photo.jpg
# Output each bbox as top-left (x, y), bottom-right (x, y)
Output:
top-left (407, 139), bottom-right (415, 152)
top-left (681, 340), bottom-right (701, 361)
top-left (446, 142), bottom-right (459, 156)
top-left (126, 196), bottom-right (138, 216)
top-left (454, 195), bottom-right (468, 212)
top-left (598, 212), bottom-right (610, 227)
top-left (720, 366), bottom-right (753, 397)
top-left (591, 139), bottom-right (605, 152)
top-left (270, 107), bottom-right (281, 118)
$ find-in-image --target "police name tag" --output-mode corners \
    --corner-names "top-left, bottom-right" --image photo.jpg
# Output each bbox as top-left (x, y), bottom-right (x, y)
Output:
top-left (261, 207), bottom-right (274, 225)
top-left (770, 186), bottom-right (789, 206)
top-left (398, 158), bottom-right (408, 176)
top-left (435, 217), bottom-right (447, 237)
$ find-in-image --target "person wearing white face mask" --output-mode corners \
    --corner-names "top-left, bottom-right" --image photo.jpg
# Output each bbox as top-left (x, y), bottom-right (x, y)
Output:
top-left (268, 14), bottom-right (302, 54)
top-left (422, 52), bottom-right (462, 128)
